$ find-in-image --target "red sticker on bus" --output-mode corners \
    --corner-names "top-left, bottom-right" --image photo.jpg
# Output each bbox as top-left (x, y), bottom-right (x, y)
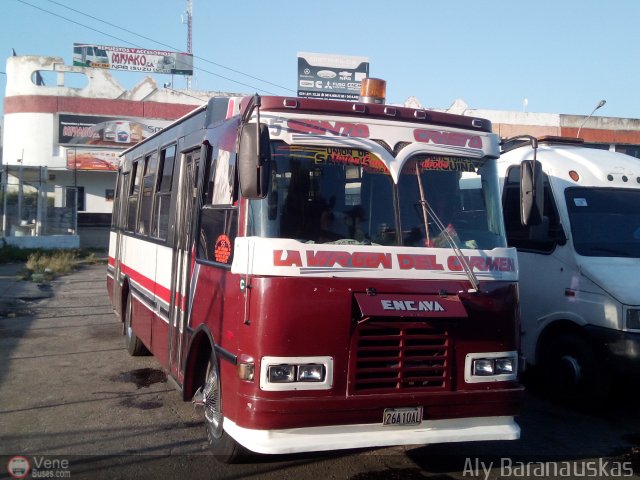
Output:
top-left (214, 235), bottom-right (232, 264)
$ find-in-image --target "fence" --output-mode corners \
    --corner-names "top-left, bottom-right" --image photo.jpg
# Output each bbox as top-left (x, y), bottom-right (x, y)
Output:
top-left (1, 167), bottom-right (78, 239)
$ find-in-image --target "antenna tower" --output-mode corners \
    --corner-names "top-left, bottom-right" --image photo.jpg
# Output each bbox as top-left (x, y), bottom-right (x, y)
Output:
top-left (185, 0), bottom-right (193, 89)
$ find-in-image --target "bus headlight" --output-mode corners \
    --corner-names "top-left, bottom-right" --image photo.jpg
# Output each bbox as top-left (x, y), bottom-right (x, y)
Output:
top-left (495, 357), bottom-right (515, 374)
top-left (268, 365), bottom-right (296, 383)
top-left (472, 359), bottom-right (495, 376)
top-left (261, 356), bottom-right (333, 391)
top-left (627, 309), bottom-right (640, 330)
top-left (297, 364), bottom-right (325, 382)
top-left (465, 352), bottom-right (518, 383)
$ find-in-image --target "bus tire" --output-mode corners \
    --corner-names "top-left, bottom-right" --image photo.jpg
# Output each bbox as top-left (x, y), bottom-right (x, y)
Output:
top-left (124, 294), bottom-right (149, 356)
top-left (203, 355), bottom-right (247, 463)
top-left (542, 333), bottom-right (609, 407)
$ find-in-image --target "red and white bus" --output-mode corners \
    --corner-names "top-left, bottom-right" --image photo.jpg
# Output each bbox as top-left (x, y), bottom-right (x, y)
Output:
top-left (107, 79), bottom-right (523, 461)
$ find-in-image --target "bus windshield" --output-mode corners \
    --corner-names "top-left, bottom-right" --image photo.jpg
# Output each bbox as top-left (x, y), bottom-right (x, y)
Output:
top-left (565, 187), bottom-right (640, 258)
top-left (247, 143), bottom-right (506, 249)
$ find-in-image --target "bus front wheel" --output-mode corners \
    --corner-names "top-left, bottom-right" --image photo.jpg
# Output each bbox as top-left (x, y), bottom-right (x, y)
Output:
top-left (543, 333), bottom-right (609, 406)
top-left (203, 356), bottom-right (246, 463)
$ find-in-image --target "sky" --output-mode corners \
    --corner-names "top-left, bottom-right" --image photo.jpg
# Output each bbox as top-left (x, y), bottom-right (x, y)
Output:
top-left (1, 0), bottom-right (640, 119)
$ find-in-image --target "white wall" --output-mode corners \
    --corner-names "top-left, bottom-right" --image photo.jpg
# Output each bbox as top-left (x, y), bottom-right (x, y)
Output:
top-left (52, 170), bottom-right (116, 213)
top-left (78, 171), bottom-right (117, 213)
top-left (3, 113), bottom-right (57, 167)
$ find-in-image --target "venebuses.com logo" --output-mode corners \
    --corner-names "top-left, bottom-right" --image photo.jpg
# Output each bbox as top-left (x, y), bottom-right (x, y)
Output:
top-left (6, 456), bottom-right (30, 479)
top-left (6, 455), bottom-right (71, 478)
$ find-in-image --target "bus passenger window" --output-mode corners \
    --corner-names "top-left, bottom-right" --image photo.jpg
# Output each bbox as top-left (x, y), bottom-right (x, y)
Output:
top-left (126, 159), bottom-right (143, 232)
top-left (197, 208), bottom-right (238, 264)
top-left (151, 145), bottom-right (176, 241)
top-left (197, 146), bottom-right (238, 264)
top-left (138, 151), bottom-right (158, 236)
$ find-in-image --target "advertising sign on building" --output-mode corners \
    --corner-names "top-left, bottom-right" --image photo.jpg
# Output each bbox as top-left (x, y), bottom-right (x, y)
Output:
top-left (66, 149), bottom-right (121, 171)
top-left (58, 114), bottom-right (170, 147)
top-left (73, 43), bottom-right (193, 75)
top-left (59, 114), bottom-right (172, 171)
top-left (297, 52), bottom-right (369, 101)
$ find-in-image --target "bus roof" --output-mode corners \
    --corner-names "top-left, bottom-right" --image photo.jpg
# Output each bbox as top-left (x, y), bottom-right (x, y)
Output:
top-left (499, 140), bottom-right (640, 189)
top-left (120, 93), bottom-right (495, 158)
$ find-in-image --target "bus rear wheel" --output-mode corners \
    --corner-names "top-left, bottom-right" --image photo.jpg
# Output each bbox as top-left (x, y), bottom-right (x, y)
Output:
top-left (203, 356), bottom-right (246, 463)
top-left (124, 294), bottom-right (149, 356)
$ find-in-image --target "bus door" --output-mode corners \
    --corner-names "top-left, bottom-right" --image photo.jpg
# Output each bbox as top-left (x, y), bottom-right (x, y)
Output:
top-left (112, 169), bottom-right (128, 318)
top-left (168, 148), bottom-right (200, 380)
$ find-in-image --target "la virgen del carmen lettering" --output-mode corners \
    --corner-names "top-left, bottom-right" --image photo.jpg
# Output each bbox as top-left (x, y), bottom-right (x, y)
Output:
top-left (273, 250), bottom-right (515, 272)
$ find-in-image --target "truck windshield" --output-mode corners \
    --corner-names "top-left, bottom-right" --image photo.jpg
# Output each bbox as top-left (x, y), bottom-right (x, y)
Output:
top-left (247, 142), bottom-right (506, 249)
top-left (565, 187), bottom-right (640, 258)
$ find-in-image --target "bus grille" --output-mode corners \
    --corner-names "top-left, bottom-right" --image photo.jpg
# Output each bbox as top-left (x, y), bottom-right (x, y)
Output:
top-left (350, 320), bottom-right (449, 393)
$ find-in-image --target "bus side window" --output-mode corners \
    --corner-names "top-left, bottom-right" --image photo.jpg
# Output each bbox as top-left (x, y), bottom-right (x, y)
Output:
top-left (111, 170), bottom-right (122, 229)
top-left (151, 144), bottom-right (176, 241)
top-left (126, 158), bottom-right (143, 232)
top-left (197, 146), bottom-right (238, 264)
top-left (502, 166), bottom-right (562, 253)
top-left (137, 151), bottom-right (158, 236)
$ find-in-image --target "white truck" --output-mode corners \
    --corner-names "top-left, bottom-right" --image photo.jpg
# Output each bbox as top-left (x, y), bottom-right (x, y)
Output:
top-left (498, 136), bottom-right (640, 403)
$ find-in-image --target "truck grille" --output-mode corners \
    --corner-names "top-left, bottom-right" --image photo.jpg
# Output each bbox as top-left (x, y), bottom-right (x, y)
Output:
top-left (350, 320), bottom-right (450, 393)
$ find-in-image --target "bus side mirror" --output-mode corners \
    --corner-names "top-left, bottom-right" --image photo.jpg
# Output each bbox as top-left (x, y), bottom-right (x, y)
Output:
top-left (238, 123), bottom-right (271, 199)
top-left (520, 159), bottom-right (544, 226)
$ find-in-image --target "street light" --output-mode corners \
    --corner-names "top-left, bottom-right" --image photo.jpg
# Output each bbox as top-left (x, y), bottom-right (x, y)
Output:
top-left (576, 99), bottom-right (606, 138)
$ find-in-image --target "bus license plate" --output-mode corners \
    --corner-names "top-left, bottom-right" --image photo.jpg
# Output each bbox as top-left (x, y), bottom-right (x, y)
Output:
top-left (383, 407), bottom-right (423, 426)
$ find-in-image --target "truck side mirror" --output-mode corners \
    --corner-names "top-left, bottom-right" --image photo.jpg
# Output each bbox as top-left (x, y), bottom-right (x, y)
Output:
top-left (238, 123), bottom-right (271, 199)
top-left (520, 159), bottom-right (544, 226)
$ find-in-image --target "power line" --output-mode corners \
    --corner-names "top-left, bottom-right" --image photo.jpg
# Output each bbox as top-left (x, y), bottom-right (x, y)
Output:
top-left (15, 0), bottom-right (275, 93)
top-left (45, 0), bottom-right (294, 93)
top-left (15, 0), bottom-right (295, 94)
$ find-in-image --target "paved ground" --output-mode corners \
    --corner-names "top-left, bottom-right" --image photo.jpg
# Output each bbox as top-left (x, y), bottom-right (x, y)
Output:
top-left (0, 262), bottom-right (639, 479)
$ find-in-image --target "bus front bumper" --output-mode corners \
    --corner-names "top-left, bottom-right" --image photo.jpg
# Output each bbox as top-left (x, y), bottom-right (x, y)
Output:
top-left (223, 415), bottom-right (520, 455)
top-left (585, 325), bottom-right (640, 372)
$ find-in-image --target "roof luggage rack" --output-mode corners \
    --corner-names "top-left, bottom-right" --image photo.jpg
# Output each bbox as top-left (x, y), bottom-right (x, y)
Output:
top-left (500, 135), bottom-right (584, 154)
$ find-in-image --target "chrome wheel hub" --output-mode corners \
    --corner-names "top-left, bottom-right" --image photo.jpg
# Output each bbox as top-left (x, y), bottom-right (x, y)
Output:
top-left (203, 367), bottom-right (223, 439)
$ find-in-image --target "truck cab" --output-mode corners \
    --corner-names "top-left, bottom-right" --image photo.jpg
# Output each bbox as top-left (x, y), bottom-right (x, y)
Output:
top-left (498, 136), bottom-right (640, 402)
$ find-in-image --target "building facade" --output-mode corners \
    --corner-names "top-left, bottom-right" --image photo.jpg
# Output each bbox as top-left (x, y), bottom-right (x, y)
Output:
top-left (2, 55), bottom-right (236, 248)
top-left (443, 99), bottom-right (640, 157)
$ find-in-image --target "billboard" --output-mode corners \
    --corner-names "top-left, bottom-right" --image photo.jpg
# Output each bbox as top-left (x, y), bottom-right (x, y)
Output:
top-left (297, 52), bottom-right (369, 101)
top-left (73, 43), bottom-right (193, 75)
top-left (58, 114), bottom-right (171, 147)
top-left (66, 149), bottom-right (120, 171)
top-left (60, 114), bottom-right (171, 171)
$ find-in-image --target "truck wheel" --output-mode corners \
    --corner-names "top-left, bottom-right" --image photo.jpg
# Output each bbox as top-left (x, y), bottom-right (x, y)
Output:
top-left (124, 295), bottom-right (149, 356)
top-left (543, 333), bottom-right (609, 406)
top-left (202, 356), bottom-right (246, 463)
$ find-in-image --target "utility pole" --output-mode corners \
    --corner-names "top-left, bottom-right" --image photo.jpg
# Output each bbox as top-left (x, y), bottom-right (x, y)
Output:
top-left (17, 149), bottom-right (23, 225)
top-left (1, 166), bottom-right (7, 235)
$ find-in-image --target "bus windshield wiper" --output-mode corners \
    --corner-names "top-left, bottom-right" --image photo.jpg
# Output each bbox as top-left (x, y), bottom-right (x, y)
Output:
top-left (415, 164), bottom-right (480, 293)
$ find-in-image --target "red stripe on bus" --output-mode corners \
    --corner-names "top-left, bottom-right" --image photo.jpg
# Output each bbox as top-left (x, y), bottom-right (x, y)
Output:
top-left (118, 262), bottom-right (175, 306)
top-left (109, 256), bottom-right (189, 312)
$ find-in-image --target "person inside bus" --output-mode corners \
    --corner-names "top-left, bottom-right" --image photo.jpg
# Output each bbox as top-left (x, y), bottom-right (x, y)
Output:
top-left (424, 172), bottom-right (464, 248)
top-left (399, 168), bottom-right (465, 248)
top-left (280, 160), bottom-right (311, 240)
